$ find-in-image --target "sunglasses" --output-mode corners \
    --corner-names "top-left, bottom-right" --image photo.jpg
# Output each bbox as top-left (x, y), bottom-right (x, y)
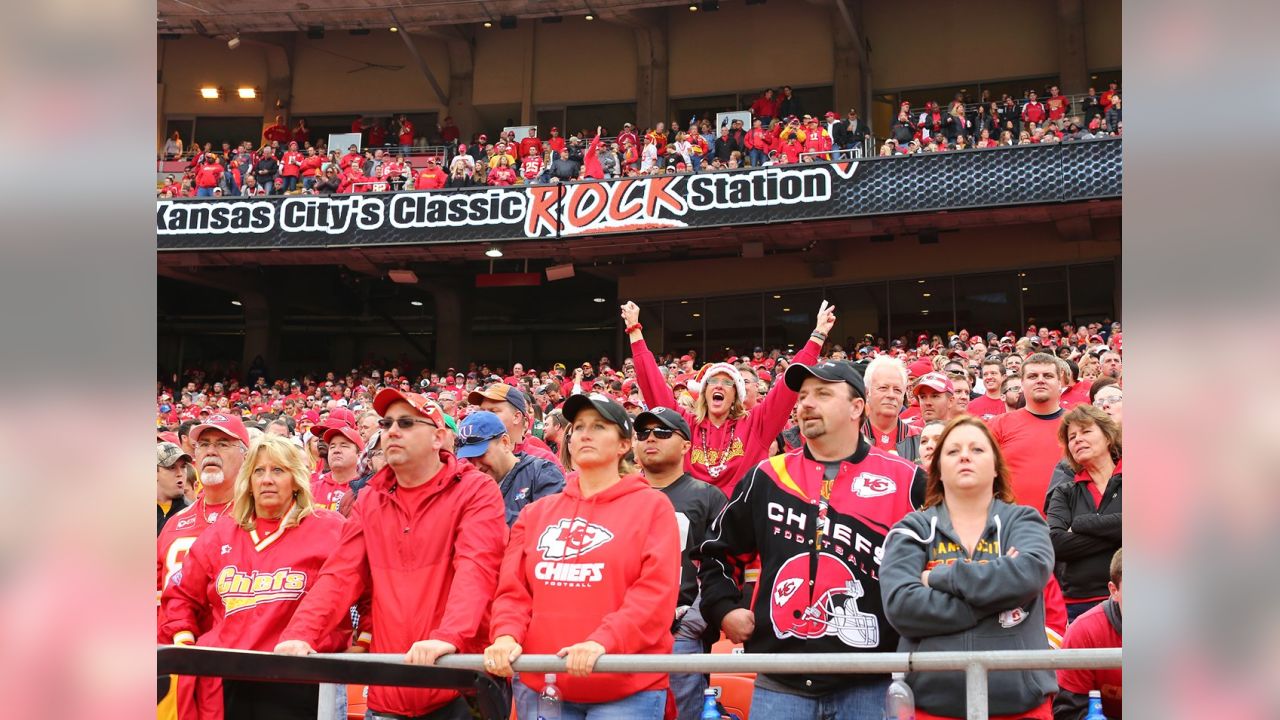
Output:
top-left (377, 416), bottom-right (438, 430)
top-left (636, 427), bottom-right (677, 441)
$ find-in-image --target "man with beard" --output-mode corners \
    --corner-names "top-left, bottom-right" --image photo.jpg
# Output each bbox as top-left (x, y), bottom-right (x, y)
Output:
top-left (156, 414), bottom-right (250, 715)
top-left (634, 407), bottom-right (725, 720)
top-left (698, 360), bottom-right (924, 717)
top-left (988, 353), bottom-right (1064, 513)
top-left (1001, 375), bottom-right (1025, 412)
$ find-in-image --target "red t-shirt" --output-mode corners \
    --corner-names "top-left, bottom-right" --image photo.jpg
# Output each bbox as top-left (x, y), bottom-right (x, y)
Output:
top-left (967, 394), bottom-right (1007, 421)
top-left (1060, 379), bottom-right (1092, 411)
top-left (398, 121), bottom-right (414, 146)
top-left (987, 408), bottom-right (1065, 514)
top-left (1057, 601), bottom-right (1123, 718)
top-left (1045, 94), bottom-right (1069, 120)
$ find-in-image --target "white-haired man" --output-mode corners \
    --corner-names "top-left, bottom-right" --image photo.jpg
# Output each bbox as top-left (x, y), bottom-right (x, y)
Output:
top-left (860, 355), bottom-right (918, 453)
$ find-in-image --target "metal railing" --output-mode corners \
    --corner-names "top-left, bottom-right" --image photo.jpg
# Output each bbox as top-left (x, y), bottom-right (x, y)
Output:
top-left (159, 645), bottom-right (1121, 720)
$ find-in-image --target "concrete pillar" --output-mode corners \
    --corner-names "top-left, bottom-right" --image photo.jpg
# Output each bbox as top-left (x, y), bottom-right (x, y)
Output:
top-left (1056, 0), bottom-right (1090, 94)
top-left (429, 283), bottom-right (466, 372)
top-left (445, 36), bottom-right (481, 142)
top-left (608, 8), bottom-right (668, 130)
top-left (829, 1), bottom-right (873, 129)
top-left (240, 291), bottom-right (283, 381)
top-left (256, 37), bottom-right (296, 135)
top-left (520, 24), bottom-right (537, 125)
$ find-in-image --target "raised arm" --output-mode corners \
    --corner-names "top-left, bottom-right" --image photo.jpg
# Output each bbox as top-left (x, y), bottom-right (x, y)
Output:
top-left (744, 300), bottom-right (836, 440)
top-left (621, 301), bottom-right (677, 411)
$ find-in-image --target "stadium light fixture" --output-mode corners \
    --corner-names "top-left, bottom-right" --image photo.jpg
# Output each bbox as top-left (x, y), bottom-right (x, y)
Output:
top-left (772, 294), bottom-right (781, 299)
top-left (485, 245), bottom-right (503, 258)
top-left (227, 34), bottom-right (241, 50)
top-left (782, 307), bottom-right (791, 312)
top-left (482, 20), bottom-right (493, 28)
top-left (389, 26), bottom-right (398, 32)
top-left (592, 297), bottom-right (606, 303)
top-left (388, 269), bottom-right (419, 284)
top-left (922, 292), bottom-right (931, 298)
top-left (692, 313), bottom-right (701, 318)
top-left (237, 87), bottom-right (257, 99)
top-left (410, 300), bottom-right (423, 307)
top-left (584, 13), bottom-right (594, 20)
top-left (230, 300), bottom-right (242, 306)
top-left (200, 86), bottom-right (221, 99)
top-left (688, 4), bottom-right (698, 10)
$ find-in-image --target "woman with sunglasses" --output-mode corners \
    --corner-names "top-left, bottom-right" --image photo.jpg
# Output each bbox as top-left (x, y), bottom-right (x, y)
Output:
top-left (619, 300), bottom-right (836, 495)
top-left (485, 394), bottom-right (680, 720)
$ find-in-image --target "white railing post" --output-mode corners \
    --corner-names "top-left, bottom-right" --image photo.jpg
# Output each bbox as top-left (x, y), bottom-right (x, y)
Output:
top-left (316, 683), bottom-right (340, 720)
top-left (964, 661), bottom-right (989, 720)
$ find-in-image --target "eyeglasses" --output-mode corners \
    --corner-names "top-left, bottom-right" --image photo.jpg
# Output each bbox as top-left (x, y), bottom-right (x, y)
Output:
top-left (377, 417), bottom-right (438, 430)
top-left (636, 427), bottom-right (677, 440)
top-left (195, 440), bottom-right (242, 452)
top-left (1093, 395), bottom-right (1122, 408)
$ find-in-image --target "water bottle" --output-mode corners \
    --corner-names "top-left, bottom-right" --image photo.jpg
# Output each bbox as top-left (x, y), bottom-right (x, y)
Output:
top-left (537, 673), bottom-right (561, 720)
top-left (884, 672), bottom-right (915, 720)
top-left (700, 687), bottom-right (721, 720)
top-left (1084, 689), bottom-right (1106, 719)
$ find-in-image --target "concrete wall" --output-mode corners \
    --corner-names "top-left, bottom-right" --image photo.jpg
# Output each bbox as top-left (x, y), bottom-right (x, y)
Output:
top-left (1083, 0), bottom-right (1122, 70)
top-left (291, 33), bottom-right (452, 114)
top-left (160, 36), bottom-right (270, 116)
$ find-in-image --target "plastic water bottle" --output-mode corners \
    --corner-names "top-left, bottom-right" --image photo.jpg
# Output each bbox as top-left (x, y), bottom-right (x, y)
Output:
top-left (700, 687), bottom-right (721, 720)
top-left (1084, 689), bottom-right (1106, 719)
top-left (884, 672), bottom-right (915, 720)
top-left (537, 673), bottom-right (561, 720)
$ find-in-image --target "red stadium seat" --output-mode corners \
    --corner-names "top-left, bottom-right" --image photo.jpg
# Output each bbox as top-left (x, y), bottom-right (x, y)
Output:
top-left (347, 684), bottom-right (368, 719)
top-left (709, 673), bottom-right (755, 720)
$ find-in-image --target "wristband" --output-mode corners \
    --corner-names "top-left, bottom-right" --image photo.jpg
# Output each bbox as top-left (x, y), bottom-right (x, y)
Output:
top-left (625, 323), bottom-right (643, 334)
top-left (810, 331), bottom-right (827, 341)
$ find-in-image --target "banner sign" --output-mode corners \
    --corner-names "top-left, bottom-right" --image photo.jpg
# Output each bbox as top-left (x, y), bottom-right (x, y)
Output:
top-left (158, 138), bottom-right (1121, 251)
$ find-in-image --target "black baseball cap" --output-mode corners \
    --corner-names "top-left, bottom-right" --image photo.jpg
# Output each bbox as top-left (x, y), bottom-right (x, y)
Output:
top-left (562, 392), bottom-right (633, 435)
top-left (633, 407), bottom-right (691, 440)
top-left (783, 360), bottom-right (866, 399)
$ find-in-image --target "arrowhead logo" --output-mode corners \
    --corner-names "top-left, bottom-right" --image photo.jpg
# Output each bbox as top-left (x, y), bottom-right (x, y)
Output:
top-left (536, 518), bottom-right (614, 560)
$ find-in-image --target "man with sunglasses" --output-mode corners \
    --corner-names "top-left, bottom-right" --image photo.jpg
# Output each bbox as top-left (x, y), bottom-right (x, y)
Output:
top-left (455, 410), bottom-right (564, 527)
top-left (277, 388), bottom-right (507, 720)
top-left (634, 407), bottom-right (726, 720)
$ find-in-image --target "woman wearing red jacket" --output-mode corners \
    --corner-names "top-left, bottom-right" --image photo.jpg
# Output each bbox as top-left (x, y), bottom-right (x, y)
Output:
top-left (620, 300), bottom-right (835, 495)
top-left (488, 155), bottom-right (518, 186)
top-left (160, 435), bottom-right (357, 720)
top-left (485, 393), bottom-right (680, 719)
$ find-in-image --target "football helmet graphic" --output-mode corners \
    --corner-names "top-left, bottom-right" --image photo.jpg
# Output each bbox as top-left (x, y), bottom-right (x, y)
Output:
top-left (770, 552), bottom-right (880, 648)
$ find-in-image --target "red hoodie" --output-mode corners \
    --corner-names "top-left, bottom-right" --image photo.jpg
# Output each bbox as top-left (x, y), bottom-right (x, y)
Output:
top-left (582, 132), bottom-right (604, 180)
top-left (629, 336), bottom-right (821, 494)
top-left (489, 473), bottom-right (679, 703)
top-left (279, 453), bottom-right (508, 717)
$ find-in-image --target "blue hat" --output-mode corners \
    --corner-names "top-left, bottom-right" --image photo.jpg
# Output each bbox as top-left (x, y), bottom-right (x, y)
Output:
top-left (455, 411), bottom-right (508, 458)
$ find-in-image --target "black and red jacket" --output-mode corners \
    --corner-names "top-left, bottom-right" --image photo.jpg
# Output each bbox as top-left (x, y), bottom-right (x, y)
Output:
top-left (698, 438), bottom-right (925, 694)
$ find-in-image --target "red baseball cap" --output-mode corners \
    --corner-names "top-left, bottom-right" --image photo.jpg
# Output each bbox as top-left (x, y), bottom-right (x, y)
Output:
top-left (322, 425), bottom-right (365, 452)
top-left (907, 358), bottom-right (933, 379)
top-left (373, 388), bottom-right (447, 428)
top-left (190, 413), bottom-right (251, 446)
top-left (913, 372), bottom-right (955, 396)
top-left (968, 336), bottom-right (983, 346)
top-left (757, 370), bottom-right (772, 383)
top-left (157, 431), bottom-right (180, 445)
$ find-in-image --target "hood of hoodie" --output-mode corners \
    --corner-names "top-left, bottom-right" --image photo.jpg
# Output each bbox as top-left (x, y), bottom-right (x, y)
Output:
top-left (561, 471), bottom-right (650, 503)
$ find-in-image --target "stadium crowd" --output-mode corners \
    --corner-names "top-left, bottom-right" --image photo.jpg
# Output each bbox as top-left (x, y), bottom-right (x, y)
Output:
top-left (157, 300), bottom-right (1123, 720)
top-left (157, 81), bottom-right (1121, 198)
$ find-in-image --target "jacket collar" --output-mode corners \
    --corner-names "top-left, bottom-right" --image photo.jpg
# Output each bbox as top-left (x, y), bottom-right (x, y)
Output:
top-left (1073, 458), bottom-right (1123, 483)
top-left (800, 433), bottom-right (870, 465)
top-left (371, 450), bottom-right (461, 496)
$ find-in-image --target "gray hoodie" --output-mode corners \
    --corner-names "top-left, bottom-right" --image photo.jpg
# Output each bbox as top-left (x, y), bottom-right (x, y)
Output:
top-left (880, 499), bottom-right (1056, 717)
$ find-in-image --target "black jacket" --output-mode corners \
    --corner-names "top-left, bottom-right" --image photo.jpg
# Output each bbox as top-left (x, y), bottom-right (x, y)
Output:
top-left (832, 119), bottom-right (868, 147)
top-left (158, 498), bottom-right (188, 536)
top-left (776, 94), bottom-right (801, 119)
top-left (254, 156), bottom-right (279, 182)
top-left (1045, 463), bottom-right (1122, 600)
top-left (548, 157), bottom-right (578, 181)
top-left (890, 118), bottom-right (915, 145)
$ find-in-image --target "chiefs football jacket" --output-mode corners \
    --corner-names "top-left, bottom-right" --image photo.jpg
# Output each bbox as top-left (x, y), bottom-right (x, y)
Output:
top-left (698, 438), bottom-right (924, 694)
top-left (489, 473), bottom-right (680, 704)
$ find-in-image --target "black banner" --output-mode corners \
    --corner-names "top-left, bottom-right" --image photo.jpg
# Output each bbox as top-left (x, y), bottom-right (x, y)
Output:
top-left (158, 138), bottom-right (1121, 251)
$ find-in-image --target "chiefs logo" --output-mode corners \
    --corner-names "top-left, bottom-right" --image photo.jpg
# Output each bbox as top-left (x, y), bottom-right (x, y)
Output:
top-left (209, 414), bottom-right (231, 423)
top-left (536, 518), bottom-right (614, 560)
top-left (773, 577), bottom-right (803, 606)
top-left (851, 473), bottom-right (896, 498)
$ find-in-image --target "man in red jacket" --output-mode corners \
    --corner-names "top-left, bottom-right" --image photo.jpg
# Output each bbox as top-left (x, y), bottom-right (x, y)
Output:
top-left (263, 114), bottom-right (290, 145)
top-left (193, 154), bottom-right (224, 198)
top-left (276, 389), bottom-right (507, 719)
top-left (1022, 90), bottom-right (1047, 126)
top-left (518, 127), bottom-right (543, 161)
top-left (280, 141), bottom-right (303, 193)
top-left (547, 126), bottom-right (565, 155)
top-left (416, 159), bottom-right (448, 190)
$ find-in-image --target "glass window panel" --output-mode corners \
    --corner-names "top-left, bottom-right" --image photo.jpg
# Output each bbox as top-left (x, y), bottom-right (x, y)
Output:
top-left (1068, 262), bottom-right (1116, 326)
top-left (194, 116), bottom-right (263, 149)
top-left (954, 272), bottom-right (1021, 338)
top-left (705, 294), bottom-right (763, 362)
top-left (825, 283), bottom-right (888, 349)
top-left (664, 298), bottom-right (703, 362)
top-left (888, 277), bottom-right (951, 343)
top-left (1019, 267), bottom-right (1069, 334)
top-left (763, 290), bottom-right (823, 355)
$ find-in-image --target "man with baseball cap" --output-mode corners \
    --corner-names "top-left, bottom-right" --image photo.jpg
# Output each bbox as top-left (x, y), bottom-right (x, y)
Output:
top-left (277, 388), bottom-right (507, 719)
top-left (634, 407), bottom-right (726, 720)
top-left (455, 410), bottom-right (564, 526)
top-left (913, 371), bottom-right (956, 424)
top-left (698, 360), bottom-right (924, 717)
top-left (156, 442), bottom-right (192, 535)
top-left (468, 383), bottom-right (561, 468)
top-left (311, 426), bottom-right (364, 512)
top-left (157, 413), bottom-right (250, 717)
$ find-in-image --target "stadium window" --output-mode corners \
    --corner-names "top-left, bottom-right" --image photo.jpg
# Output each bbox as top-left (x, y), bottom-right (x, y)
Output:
top-left (193, 116), bottom-right (266, 149)
top-left (763, 289), bottom-right (822, 354)
top-left (888, 278), bottom-right (950, 341)
top-left (536, 108), bottom-right (565, 136)
top-left (1019, 266), bottom-right (1069, 332)
top-left (670, 94), bottom-right (739, 127)
top-left (564, 102), bottom-right (636, 137)
top-left (1067, 261), bottom-right (1117, 326)
top-left (665, 297), bottom-right (705, 359)
top-left (825, 283), bottom-right (888, 347)
top-left (704, 294), bottom-right (763, 361)
top-left (954, 271), bottom-right (1022, 338)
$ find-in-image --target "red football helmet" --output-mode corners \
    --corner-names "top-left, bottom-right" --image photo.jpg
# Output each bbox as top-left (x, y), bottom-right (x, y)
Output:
top-left (769, 552), bottom-right (880, 648)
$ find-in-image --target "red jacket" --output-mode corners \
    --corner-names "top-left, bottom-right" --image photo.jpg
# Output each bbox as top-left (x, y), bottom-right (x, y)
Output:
top-left (1022, 101), bottom-right (1047, 125)
top-left (519, 137), bottom-right (544, 159)
top-left (779, 137), bottom-right (804, 164)
top-left (280, 151), bottom-right (303, 177)
top-left (299, 155), bottom-right (322, 177)
top-left (745, 127), bottom-right (771, 153)
top-left (194, 163), bottom-right (224, 189)
top-left (398, 121), bottom-right (414, 146)
top-left (629, 336), bottom-right (820, 494)
top-left (416, 167), bottom-right (447, 190)
top-left (490, 474), bottom-right (679, 703)
top-left (582, 133), bottom-right (603, 179)
top-left (310, 474), bottom-right (354, 512)
top-left (549, 136), bottom-right (566, 154)
top-left (488, 165), bottom-right (517, 186)
top-left (263, 124), bottom-right (290, 144)
top-left (279, 453), bottom-right (508, 717)
top-left (750, 95), bottom-right (779, 119)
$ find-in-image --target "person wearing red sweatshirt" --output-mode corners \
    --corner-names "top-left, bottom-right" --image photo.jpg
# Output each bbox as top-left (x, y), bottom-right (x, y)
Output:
top-left (160, 435), bottom-right (358, 720)
top-left (778, 131), bottom-right (805, 165)
top-left (745, 118), bottom-right (771, 167)
top-left (749, 88), bottom-right (779, 126)
top-left (488, 155), bottom-right (518, 186)
top-left (299, 147), bottom-right (322, 191)
top-left (193, 155), bottom-right (224, 198)
top-left (582, 126), bottom-right (604, 180)
top-left (415, 159), bottom-right (448, 190)
top-left (337, 163), bottom-right (365, 194)
top-left (484, 393), bottom-right (679, 720)
top-left (280, 141), bottom-right (303, 193)
top-left (519, 127), bottom-right (544, 161)
top-left (548, 126), bottom-right (566, 155)
top-left (276, 389), bottom-right (508, 719)
top-left (620, 299), bottom-right (834, 495)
